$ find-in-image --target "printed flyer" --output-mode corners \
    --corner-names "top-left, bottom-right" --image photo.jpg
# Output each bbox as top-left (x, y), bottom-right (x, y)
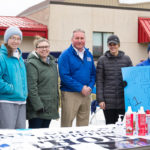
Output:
top-left (0, 126), bottom-right (150, 150)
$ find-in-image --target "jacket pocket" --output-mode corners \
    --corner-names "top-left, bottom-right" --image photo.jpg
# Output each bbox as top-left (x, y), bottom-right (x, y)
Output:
top-left (41, 97), bottom-right (58, 114)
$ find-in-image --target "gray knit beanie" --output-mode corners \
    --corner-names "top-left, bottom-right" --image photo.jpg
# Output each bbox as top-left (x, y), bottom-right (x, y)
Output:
top-left (4, 26), bottom-right (23, 43)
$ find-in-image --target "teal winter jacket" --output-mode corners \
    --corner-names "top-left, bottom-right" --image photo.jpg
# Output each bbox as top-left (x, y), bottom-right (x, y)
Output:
top-left (0, 44), bottom-right (28, 101)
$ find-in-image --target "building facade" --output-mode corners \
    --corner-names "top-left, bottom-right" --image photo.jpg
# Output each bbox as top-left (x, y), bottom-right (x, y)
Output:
top-left (18, 0), bottom-right (150, 64)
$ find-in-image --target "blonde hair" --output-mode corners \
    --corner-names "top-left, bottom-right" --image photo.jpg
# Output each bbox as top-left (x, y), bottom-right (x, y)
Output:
top-left (5, 43), bottom-right (14, 57)
top-left (33, 36), bottom-right (50, 48)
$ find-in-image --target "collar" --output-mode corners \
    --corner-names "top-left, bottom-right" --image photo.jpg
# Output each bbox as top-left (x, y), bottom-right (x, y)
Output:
top-left (13, 49), bottom-right (20, 59)
top-left (32, 51), bottom-right (51, 65)
top-left (72, 45), bottom-right (85, 55)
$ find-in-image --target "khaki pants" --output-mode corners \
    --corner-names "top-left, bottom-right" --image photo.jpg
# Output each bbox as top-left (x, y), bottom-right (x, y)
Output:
top-left (61, 91), bottom-right (91, 127)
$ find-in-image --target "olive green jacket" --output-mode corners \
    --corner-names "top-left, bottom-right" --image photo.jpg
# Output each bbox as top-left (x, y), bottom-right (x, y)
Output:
top-left (26, 51), bottom-right (59, 120)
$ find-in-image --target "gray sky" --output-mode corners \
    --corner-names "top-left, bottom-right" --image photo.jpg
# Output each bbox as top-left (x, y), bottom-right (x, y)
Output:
top-left (0, 0), bottom-right (150, 16)
top-left (0, 0), bottom-right (45, 16)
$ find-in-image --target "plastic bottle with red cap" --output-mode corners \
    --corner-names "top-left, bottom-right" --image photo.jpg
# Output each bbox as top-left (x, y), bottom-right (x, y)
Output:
top-left (146, 110), bottom-right (150, 135)
top-left (126, 106), bottom-right (133, 136)
top-left (138, 106), bottom-right (146, 136)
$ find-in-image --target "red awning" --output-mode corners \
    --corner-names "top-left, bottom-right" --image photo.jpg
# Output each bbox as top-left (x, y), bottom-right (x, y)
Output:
top-left (0, 16), bottom-right (48, 38)
top-left (138, 17), bottom-right (150, 43)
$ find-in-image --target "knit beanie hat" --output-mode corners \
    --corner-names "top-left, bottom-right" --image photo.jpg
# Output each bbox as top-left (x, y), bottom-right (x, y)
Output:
top-left (4, 26), bottom-right (23, 43)
top-left (148, 44), bottom-right (150, 53)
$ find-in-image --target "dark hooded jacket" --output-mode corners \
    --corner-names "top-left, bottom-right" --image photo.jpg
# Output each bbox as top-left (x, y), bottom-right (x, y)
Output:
top-left (26, 51), bottom-right (59, 120)
top-left (96, 50), bottom-right (132, 109)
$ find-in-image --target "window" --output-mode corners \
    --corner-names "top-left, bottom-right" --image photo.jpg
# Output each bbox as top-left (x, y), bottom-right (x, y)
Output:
top-left (92, 32), bottom-right (113, 60)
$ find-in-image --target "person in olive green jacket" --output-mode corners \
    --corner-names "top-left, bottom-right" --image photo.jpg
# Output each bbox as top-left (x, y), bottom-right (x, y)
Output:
top-left (26, 36), bottom-right (59, 128)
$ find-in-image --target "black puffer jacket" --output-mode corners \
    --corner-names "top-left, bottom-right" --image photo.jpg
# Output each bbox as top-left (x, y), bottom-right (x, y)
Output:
top-left (96, 50), bottom-right (132, 109)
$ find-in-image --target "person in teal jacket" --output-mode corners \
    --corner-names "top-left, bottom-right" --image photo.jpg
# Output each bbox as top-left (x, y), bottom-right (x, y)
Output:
top-left (58, 29), bottom-right (96, 127)
top-left (0, 26), bottom-right (28, 129)
top-left (26, 36), bottom-right (59, 128)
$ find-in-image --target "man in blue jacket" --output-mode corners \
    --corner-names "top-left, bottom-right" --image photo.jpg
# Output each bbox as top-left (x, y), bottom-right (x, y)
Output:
top-left (58, 29), bottom-right (96, 127)
top-left (136, 44), bottom-right (150, 66)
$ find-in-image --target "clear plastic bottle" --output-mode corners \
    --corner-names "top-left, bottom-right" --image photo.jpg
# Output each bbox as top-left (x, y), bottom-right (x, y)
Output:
top-left (115, 115), bottom-right (124, 136)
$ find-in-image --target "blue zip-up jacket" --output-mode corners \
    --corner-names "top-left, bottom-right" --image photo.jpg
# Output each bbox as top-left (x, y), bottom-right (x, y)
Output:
top-left (0, 44), bottom-right (28, 101)
top-left (58, 44), bottom-right (96, 92)
top-left (136, 58), bottom-right (150, 66)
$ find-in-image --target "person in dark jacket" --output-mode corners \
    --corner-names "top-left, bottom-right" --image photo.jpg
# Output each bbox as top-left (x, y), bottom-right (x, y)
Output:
top-left (136, 44), bottom-right (150, 66)
top-left (26, 36), bottom-right (59, 128)
top-left (96, 35), bottom-right (132, 124)
top-left (58, 29), bottom-right (96, 127)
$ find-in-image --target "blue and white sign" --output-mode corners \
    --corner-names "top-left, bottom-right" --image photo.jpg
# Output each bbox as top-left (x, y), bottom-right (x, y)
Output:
top-left (122, 66), bottom-right (150, 112)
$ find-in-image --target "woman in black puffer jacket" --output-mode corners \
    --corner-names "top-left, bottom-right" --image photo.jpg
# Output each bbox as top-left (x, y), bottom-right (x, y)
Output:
top-left (96, 35), bottom-right (132, 124)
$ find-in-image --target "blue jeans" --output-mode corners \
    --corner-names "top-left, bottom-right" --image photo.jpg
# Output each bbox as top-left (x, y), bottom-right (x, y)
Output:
top-left (29, 118), bottom-right (51, 128)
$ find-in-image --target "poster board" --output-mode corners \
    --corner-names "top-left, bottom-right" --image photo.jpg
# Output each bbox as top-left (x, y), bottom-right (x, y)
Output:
top-left (0, 126), bottom-right (150, 150)
top-left (122, 66), bottom-right (150, 112)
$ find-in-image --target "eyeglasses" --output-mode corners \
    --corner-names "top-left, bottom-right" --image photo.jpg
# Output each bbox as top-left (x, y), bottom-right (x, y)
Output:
top-left (9, 37), bottom-right (21, 42)
top-left (36, 46), bottom-right (50, 49)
